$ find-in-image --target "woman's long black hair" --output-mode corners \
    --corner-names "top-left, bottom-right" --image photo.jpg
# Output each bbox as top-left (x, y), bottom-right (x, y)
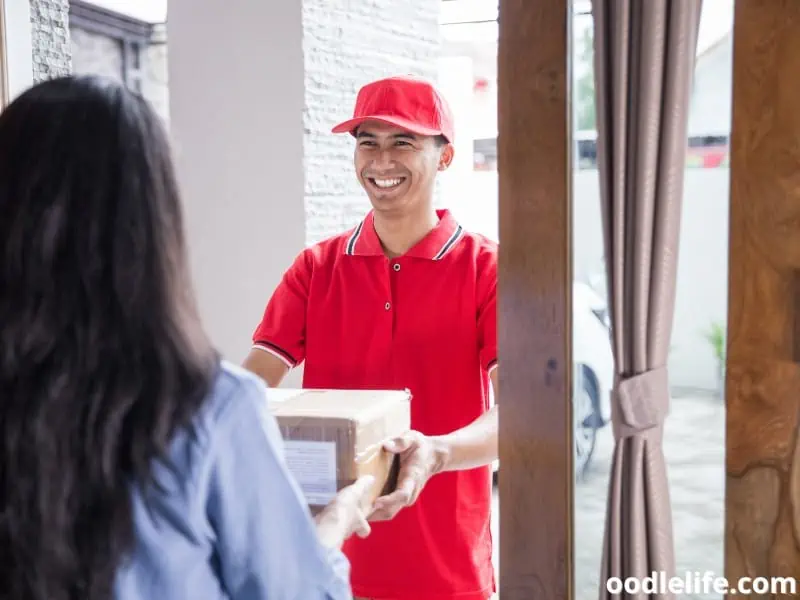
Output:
top-left (0, 75), bottom-right (218, 600)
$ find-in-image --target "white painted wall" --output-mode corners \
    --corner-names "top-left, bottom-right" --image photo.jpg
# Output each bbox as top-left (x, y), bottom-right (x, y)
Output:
top-left (167, 0), bottom-right (307, 381)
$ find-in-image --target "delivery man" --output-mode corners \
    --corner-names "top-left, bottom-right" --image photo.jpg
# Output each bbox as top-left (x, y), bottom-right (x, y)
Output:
top-left (243, 74), bottom-right (499, 600)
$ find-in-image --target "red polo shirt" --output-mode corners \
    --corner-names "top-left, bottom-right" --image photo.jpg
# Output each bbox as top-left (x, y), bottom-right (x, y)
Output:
top-left (252, 209), bottom-right (497, 600)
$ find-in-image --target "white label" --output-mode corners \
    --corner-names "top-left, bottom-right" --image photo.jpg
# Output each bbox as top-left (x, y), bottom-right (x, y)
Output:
top-left (283, 440), bottom-right (338, 505)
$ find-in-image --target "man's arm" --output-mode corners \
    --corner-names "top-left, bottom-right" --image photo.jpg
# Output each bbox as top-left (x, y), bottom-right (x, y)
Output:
top-left (242, 348), bottom-right (290, 388)
top-left (369, 368), bottom-right (498, 520)
top-left (429, 367), bottom-right (498, 472)
top-left (429, 246), bottom-right (498, 472)
top-left (243, 250), bottom-right (311, 387)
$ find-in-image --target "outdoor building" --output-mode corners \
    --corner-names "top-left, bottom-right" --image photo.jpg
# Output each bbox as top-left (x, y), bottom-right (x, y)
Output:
top-left (69, 0), bottom-right (168, 120)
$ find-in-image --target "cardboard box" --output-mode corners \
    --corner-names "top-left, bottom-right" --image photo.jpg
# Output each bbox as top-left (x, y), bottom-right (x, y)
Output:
top-left (267, 388), bottom-right (411, 514)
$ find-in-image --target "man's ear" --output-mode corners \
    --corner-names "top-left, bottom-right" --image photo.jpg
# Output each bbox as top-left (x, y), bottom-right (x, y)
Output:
top-left (438, 144), bottom-right (455, 171)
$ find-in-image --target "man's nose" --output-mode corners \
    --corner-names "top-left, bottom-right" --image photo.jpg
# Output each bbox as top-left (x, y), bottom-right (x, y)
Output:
top-left (371, 149), bottom-right (394, 170)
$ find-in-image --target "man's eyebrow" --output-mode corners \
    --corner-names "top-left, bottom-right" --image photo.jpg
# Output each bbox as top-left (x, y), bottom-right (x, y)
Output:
top-left (355, 131), bottom-right (418, 141)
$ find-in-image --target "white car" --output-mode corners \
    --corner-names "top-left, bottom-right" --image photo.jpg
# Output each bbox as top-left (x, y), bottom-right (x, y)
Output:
top-left (491, 280), bottom-right (614, 481)
top-left (571, 280), bottom-right (614, 477)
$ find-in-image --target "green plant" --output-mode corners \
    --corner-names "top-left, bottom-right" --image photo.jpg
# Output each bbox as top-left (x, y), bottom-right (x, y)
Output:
top-left (704, 321), bottom-right (726, 363)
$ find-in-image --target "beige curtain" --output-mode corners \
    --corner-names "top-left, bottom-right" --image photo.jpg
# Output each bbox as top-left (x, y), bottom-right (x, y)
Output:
top-left (591, 1), bottom-right (702, 598)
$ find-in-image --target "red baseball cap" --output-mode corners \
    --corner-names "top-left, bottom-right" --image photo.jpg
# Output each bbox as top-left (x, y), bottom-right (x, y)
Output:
top-left (331, 75), bottom-right (455, 143)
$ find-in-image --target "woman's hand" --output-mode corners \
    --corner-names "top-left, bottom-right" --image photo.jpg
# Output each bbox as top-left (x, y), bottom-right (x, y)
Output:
top-left (314, 475), bottom-right (376, 548)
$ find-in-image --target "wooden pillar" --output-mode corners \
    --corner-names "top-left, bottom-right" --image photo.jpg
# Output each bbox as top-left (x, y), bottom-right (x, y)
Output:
top-left (497, 0), bottom-right (573, 598)
top-left (726, 0), bottom-right (800, 591)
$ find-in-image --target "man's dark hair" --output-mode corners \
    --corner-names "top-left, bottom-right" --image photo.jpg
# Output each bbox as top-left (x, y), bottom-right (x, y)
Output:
top-left (0, 75), bottom-right (217, 600)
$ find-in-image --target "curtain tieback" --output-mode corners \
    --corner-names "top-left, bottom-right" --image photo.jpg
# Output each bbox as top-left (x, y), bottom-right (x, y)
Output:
top-left (611, 366), bottom-right (670, 439)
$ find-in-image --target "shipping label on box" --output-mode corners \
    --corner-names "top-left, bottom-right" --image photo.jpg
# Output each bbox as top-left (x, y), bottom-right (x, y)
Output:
top-left (267, 388), bottom-right (411, 512)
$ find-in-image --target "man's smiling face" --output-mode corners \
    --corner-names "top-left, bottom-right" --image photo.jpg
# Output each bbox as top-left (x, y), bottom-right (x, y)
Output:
top-left (353, 120), bottom-right (452, 216)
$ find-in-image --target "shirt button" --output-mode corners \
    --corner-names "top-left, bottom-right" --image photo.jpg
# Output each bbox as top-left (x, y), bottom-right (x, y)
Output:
top-left (385, 302), bottom-right (391, 310)
top-left (393, 263), bottom-right (401, 272)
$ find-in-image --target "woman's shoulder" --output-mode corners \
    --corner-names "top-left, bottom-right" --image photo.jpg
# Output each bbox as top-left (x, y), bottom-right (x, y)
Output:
top-left (163, 361), bottom-right (276, 488)
top-left (199, 360), bottom-right (271, 433)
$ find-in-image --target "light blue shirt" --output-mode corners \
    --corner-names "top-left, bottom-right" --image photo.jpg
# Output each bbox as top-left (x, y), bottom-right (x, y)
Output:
top-left (114, 361), bottom-right (352, 600)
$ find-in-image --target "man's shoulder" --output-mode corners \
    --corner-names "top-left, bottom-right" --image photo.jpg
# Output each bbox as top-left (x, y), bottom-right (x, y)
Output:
top-left (466, 230), bottom-right (498, 252)
top-left (297, 226), bottom-right (359, 265)
top-left (456, 227), bottom-right (498, 264)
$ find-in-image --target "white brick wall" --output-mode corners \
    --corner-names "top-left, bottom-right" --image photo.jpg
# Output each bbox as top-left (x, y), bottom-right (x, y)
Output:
top-left (302, 0), bottom-right (442, 245)
top-left (30, 0), bottom-right (72, 82)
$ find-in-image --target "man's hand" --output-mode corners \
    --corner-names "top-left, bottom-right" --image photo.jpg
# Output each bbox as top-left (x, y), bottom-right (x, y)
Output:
top-left (368, 370), bottom-right (498, 522)
top-left (368, 431), bottom-right (450, 521)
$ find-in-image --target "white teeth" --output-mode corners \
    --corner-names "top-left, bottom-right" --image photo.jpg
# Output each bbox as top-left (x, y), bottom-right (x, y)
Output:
top-left (373, 178), bottom-right (403, 189)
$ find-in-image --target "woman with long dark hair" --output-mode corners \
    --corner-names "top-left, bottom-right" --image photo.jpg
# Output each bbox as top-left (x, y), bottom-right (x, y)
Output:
top-left (0, 75), bottom-right (372, 600)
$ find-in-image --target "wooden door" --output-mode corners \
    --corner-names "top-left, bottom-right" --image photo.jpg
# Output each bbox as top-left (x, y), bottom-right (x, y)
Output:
top-left (726, 0), bottom-right (800, 590)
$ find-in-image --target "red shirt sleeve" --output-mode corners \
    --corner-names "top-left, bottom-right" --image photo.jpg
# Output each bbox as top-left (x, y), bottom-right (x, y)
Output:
top-left (251, 250), bottom-right (312, 368)
top-left (477, 247), bottom-right (498, 374)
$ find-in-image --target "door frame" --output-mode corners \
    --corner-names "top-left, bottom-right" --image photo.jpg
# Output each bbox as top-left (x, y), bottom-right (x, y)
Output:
top-left (497, 0), bottom-right (574, 598)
